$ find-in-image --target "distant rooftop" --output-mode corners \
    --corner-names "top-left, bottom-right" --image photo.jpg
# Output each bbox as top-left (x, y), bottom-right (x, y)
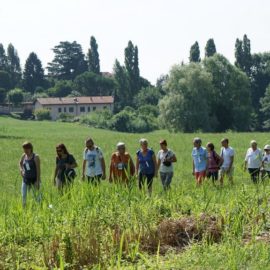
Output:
top-left (36, 96), bottom-right (114, 105)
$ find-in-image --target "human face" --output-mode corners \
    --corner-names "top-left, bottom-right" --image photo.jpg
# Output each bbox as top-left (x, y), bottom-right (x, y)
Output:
top-left (193, 141), bottom-right (200, 148)
top-left (265, 149), bottom-right (270, 155)
top-left (56, 147), bottom-right (63, 156)
top-left (118, 146), bottom-right (125, 154)
top-left (23, 147), bottom-right (32, 156)
top-left (160, 143), bottom-right (167, 151)
top-left (221, 141), bottom-right (228, 148)
top-left (207, 146), bottom-right (211, 152)
top-left (141, 142), bottom-right (148, 151)
top-left (251, 143), bottom-right (257, 150)
top-left (86, 140), bottom-right (94, 150)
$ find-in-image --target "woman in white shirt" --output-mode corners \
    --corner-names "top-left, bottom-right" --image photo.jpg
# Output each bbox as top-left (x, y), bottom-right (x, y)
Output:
top-left (262, 145), bottom-right (270, 180)
top-left (244, 140), bottom-right (263, 183)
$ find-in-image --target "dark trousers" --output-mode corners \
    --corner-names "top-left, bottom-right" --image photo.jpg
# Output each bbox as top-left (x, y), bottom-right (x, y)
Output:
top-left (87, 174), bottom-right (102, 185)
top-left (248, 168), bottom-right (260, 183)
top-left (139, 172), bottom-right (154, 190)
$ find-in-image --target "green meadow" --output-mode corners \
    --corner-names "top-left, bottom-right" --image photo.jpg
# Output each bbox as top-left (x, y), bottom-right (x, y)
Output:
top-left (1, 116), bottom-right (270, 269)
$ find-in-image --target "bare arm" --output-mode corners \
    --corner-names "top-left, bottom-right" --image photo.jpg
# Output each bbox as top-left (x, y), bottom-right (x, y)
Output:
top-left (19, 154), bottom-right (24, 177)
top-left (135, 156), bottom-right (139, 175)
top-left (101, 157), bottom-right (106, 179)
top-left (129, 156), bottom-right (135, 176)
top-left (34, 155), bottom-right (41, 182)
top-left (229, 156), bottom-right (234, 170)
top-left (152, 154), bottom-right (158, 177)
top-left (157, 158), bottom-right (161, 171)
top-left (82, 160), bottom-right (86, 180)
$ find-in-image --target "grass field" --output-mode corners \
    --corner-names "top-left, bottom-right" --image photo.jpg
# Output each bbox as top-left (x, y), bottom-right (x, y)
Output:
top-left (1, 116), bottom-right (270, 269)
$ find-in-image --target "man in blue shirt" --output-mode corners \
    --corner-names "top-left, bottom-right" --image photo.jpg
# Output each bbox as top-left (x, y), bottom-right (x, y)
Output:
top-left (191, 137), bottom-right (208, 185)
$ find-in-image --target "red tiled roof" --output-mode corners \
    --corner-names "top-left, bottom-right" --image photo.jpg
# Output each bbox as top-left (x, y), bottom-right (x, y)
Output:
top-left (36, 96), bottom-right (114, 105)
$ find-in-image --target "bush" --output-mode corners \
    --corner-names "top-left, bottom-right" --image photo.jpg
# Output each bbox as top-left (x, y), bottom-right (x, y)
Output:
top-left (79, 109), bottom-right (112, 129)
top-left (34, 109), bottom-right (51, 121)
top-left (7, 88), bottom-right (24, 105)
top-left (58, 113), bottom-right (75, 122)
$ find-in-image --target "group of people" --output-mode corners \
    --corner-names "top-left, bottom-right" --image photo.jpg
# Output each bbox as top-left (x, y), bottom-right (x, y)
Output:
top-left (19, 136), bottom-right (270, 206)
top-left (19, 138), bottom-right (177, 206)
top-left (191, 137), bottom-right (270, 186)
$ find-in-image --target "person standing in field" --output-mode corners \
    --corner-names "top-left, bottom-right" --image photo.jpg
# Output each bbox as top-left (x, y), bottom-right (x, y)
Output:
top-left (82, 138), bottom-right (106, 184)
top-left (157, 139), bottom-right (177, 191)
top-left (244, 140), bottom-right (263, 183)
top-left (136, 138), bottom-right (157, 195)
top-left (19, 142), bottom-right (41, 207)
top-left (219, 138), bottom-right (234, 185)
top-left (109, 142), bottom-right (135, 184)
top-left (206, 142), bottom-right (223, 183)
top-left (191, 137), bottom-right (208, 185)
top-left (54, 144), bottom-right (77, 189)
top-left (261, 145), bottom-right (270, 180)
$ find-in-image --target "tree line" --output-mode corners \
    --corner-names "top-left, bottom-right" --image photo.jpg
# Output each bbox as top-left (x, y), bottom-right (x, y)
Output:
top-left (0, 35), bottom-right (270, 132)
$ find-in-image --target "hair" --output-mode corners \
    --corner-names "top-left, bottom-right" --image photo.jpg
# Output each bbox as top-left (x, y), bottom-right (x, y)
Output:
top-left (139, 138), bottom-right (148, 145)
top-left (221, 138), bottom-right (229, 144)
top-left (22, 141), bottom-right (33, 152)
top-left (56, 143), bottom-right (69, 158)
top-left (206, 142), bottom-right (215, 151)
top-left (160, 139), bottom-right (167, 146)
top-left (193, 137), bottom-right (202, 144)
top-left (85, 138), bottom-right (94, 145)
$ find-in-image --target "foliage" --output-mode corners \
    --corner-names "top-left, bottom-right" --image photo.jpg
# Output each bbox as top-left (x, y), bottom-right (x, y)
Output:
top-left (47, 41), bottom-right (87, 80)
top-left (47, 80), bottom-right (73, 97)
top-left (1, 117), bottom-right (270, 269)
top-left (205, 38), bottom-right (217, 57)
top-left (0, 87), bottom-right (7, 103)
top-left (0, 70), bottom-right (10, 90)
top-left (34, 108), bottom-right (51, 120)
top-left (260, 84), bottom-right (270, 130)
top-left (73, 71), bottom-right (115, 96)
top-left (23, 52), bottom-right (45, 93)
top-left (7, 88), bottom-right (24, 105)
top-left (189, 41), bottom-right (201, 62)
top-left (88, 36), bottom-right (100, 74)
top-left (133, 86), bottom-right (162, 108)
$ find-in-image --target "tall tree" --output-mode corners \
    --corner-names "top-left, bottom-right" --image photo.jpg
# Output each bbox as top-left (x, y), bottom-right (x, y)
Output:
top-left (124, 41), bottom-right (140, 95)
top-left (189, 41), bottom-right (201, 62)
top-left (260, 84), bottom-right (270, 130)
top-left (235, 34), bottom-right (252, 76)
top-left (0, 44), bottom-right (7, 71)
top-left (23, 52), bottom-right (45, 93)
top-left (113, 59), bottom-right (131, 112)
top-left (47, 41), bottom-right (87, 80)
top-left (88, 36), bottom-right (100, 74)
top-left (7, 44), bottom-right (21, 88)
top-left (205, 38), bottom-right (217, 57)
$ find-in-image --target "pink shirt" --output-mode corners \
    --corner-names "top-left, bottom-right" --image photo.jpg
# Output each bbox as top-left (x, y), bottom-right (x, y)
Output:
top-left (208, 151), bottom-right (219, 172)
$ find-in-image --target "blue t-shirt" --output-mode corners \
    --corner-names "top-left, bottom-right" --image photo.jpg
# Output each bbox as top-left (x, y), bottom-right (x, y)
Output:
top-left (191, 147), bottom-right (208, 172)
top-left (137, 149), bottom-right (155, 174)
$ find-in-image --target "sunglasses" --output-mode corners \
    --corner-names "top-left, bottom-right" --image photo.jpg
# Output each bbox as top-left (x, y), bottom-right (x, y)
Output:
top-left (56, 149), bottom-right (63, 153)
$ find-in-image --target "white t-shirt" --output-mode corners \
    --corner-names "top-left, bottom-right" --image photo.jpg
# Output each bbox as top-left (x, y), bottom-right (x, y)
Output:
top-left (245, 148), bottom-right (263, 169)
top-left (263, 154), bottom-right (270, 171)
top-left (220, 147), bottom-right (234, 168)
top-left (83, 147), bottom-right (103, 177)
top-left (157, 149), bottom-right (175, 173)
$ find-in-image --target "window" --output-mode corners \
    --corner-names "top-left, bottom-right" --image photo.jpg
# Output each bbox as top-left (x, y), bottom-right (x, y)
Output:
top-left (93, 106), bottom-right (96, 111)
top-left (58, 107), bottom-right (62, 113)
top-left (64, 107), bottom-right (66, 113)
top-left (69, 107), bottom-right (74, 113)
top-left (80, 107), bottom-right (85, 112)
top-left (87, 106), bottom-right (90, 112)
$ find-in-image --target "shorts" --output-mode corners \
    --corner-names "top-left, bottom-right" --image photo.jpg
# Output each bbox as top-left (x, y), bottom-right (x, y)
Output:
top-left (219, 167), bottom-right (234, 178)
top-left (160, 172), bottom-right (173, 190)
top-left (207, 171), bottom-right (219, 181)
top-left (87, 174), bottom-right (102, 184)
top-left (195, 171), bottom-right (206, 180)
top-left (139, 172), bottom-right (154, 189)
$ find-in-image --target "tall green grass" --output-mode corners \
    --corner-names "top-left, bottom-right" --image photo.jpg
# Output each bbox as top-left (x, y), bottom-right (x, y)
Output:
top-left (1, 116), bottom-right (270, 269)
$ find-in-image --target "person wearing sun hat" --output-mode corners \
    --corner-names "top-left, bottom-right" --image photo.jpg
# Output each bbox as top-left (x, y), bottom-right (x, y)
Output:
top-left (244, 140), bottom-right (263, 183)
top-left (261, 144), bottom-right (270, 179)
top-left (109, 142), bottom-right (135, 184)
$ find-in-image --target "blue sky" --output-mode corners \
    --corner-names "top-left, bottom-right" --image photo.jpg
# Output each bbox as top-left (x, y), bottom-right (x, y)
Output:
top-left (1, 0), bottom-right (269, 83)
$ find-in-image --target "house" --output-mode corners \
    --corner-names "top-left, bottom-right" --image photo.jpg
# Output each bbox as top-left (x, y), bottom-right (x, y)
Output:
top-left (34, 96), bottom-right (114, 120)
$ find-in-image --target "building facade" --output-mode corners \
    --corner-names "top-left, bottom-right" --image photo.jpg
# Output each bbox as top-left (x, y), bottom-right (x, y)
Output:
top-left (34, 96), bottom-right (114, 120)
